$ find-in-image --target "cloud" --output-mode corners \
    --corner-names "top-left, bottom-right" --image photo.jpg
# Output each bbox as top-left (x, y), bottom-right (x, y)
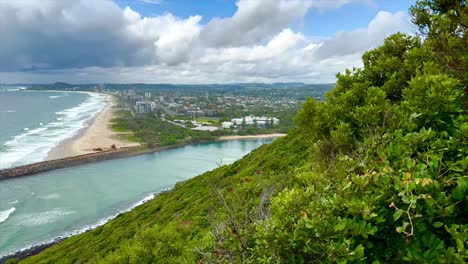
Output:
top-left (123, 7), bottom-right (202, 64)
top-left (198, 0), bottom-right (374, 48)
top-left (0, 0), bottom-right (149, 70)
top-left (141, 0), bottom-right (162, 3)
top-left (198, 0), bottom-right (313, 47)
top-left (312, 11), bottom-right (409, 59)
top-left (0, 0), bottom-right (200, 71)
top-left (309, 0), bottom-right (372, 10)
top-left (199, 29), bottom-right (305, 64)
top-left (0, 0), bottom-right (410, 84)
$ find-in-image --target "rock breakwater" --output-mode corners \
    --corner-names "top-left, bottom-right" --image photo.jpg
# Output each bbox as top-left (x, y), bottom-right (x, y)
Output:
top-left (0, 147), bottom-right (150, 180)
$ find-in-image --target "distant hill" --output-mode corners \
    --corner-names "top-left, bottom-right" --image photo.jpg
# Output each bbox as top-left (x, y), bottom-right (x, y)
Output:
top-left (26, 82), bottom-right (335, 100)
top-left (27, 82), bottom-right (332, 91)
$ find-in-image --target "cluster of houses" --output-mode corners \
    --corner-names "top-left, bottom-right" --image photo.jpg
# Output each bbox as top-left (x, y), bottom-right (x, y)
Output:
top-left (168, 115), bottom-right (280, 132)
top-left (117, 89), bottom-right (295, 119)
top-left (116, 90), bottom-right (283, 129)
top-left (171, 120), bottom-right (219, 131)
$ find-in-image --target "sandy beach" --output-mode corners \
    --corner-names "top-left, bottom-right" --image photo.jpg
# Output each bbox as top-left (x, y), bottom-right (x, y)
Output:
top-left (219, 133), bottom-right (286, 141)
top-left (46, 96), bottom-right (283, 160)
top-left (47, 94), bottom-right (140, 159)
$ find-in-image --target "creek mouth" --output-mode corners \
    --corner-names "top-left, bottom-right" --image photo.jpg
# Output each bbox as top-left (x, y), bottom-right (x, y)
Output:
top-left (0, 139), bottom-right (274, 260)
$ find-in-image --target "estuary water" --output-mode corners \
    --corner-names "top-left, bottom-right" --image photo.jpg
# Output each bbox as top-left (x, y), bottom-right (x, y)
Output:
top-left (0, 138), bottom-right (273, 257)
top-left (0, 87), bottom-right (106, 169)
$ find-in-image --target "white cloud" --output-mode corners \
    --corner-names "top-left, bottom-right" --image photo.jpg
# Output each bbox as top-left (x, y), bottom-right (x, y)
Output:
top-left (199, 0), bottom-right (313, 47)
top-left (200, 29), bottom-right (304, 63)
top-left (0, 0), bottom-right (410, 84)
top-left (311, 11), bottom-right (410, 59)
top-left (141, 0), bottom-right (162, 3)
top-left (309, 0), bottom-right (372, 10)
top-left (122, 7), bottom-right (202, 64)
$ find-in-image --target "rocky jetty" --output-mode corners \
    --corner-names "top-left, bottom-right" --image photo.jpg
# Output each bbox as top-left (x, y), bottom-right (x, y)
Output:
top-left (0, 147), bottom-right (150, 180)
top-left (0, 141), bottom-right (195, 180)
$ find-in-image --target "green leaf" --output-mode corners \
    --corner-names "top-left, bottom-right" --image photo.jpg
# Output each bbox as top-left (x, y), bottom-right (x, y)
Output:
top-left (406, 159), bottom-right (414, 169)
top-left (456, 239), bottom-right (464, 252)
top-left (433, 222), bottom-right (444, 228)
top-left (334, 222), bottom-right (346, 231)
top-left (453, 178), bottom-right (467, 201)
top-left (393, 210), bottom-right (404, 221)
top-left (342, 181), bottom-right (352, 191)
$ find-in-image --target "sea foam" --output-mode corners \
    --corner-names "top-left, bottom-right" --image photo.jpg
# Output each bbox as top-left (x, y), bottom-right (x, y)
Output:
top-left (37, 193), bottom-right (60, 200)
top-left (0, 92), bottom-right (106, 169)
top-left (0, 207), bottom-right (16, 223)
top-left (1, 191), bottom-right (165, 258)
top-left (16, 209), bottom-right (75, 227)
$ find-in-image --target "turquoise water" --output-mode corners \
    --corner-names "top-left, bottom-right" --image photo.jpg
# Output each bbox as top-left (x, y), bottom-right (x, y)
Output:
top-left (0, 139), bottom-right (273, 257)
top-left (0, 88), bottom-right (105, 169)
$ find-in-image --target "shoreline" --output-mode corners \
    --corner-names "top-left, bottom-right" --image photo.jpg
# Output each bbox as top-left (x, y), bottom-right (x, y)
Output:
top-left (219, 133), bottom-right (286, 140)
top-left (0, 135), bottom-right (285, 262)
top-left (38, 89), bottom-right (284, 161)
top-left (0, 133), bottom-right (285, 180)
top-left (47, 94), bottom-right (140, 160)
top-left (0, 190), bottom-right (170, 263)
top-left (0, 134), bottom-right (285, 262)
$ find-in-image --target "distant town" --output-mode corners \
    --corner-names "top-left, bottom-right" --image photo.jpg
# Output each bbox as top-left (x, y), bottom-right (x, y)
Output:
top-left (28, 82), bottom-right (334, 134)
top-left (121, 89), bottom-right (283, 132)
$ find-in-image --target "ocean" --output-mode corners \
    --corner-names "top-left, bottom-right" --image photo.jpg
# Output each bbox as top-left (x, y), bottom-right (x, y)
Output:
top-left (0, 87), bottom-right (106, 169)
top-left (0, 138), bottom-right (273, 257)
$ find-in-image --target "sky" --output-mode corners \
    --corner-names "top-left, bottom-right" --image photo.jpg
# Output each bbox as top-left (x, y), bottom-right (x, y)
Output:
top-left (0, 0), bottom-right (414, 84)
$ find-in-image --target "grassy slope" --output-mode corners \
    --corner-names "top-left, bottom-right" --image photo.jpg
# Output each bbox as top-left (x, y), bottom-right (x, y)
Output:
top-left (21, 132), bottom-right (309, 263)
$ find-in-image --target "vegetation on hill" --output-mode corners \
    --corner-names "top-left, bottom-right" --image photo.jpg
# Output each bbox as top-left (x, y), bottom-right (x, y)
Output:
top-left (17, 133), bottom-right (308, 264)
top-left (14, 1), bottom-right (467, 263)
top-left (112, 110), bottom-right (289, 146)
top-left (111, 110), bottom-right (218, 146)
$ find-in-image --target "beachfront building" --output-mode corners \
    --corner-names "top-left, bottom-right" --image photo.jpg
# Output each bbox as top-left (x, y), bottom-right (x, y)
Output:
top-left (221, 121), bottom-right (234, 129)
top-left (135, 102), bottom-right (155, 115)
top-left (255, 116), bottom-right (280, 128)
top-left (231, 116), bottom-right (279, 128)
top-left (192, 125), bottom-right (219, 131)
top-left (191, 121), bottom-right (219, 131)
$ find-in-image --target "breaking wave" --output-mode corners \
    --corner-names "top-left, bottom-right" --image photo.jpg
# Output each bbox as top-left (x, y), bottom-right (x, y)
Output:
top-left (0, 208), bottom-right (16, 223)
top-left (0, 191), bottom-right (167, 258)
top-left (16, 209), bottom-right (75, 227)
top-left (0, 92), bottom-right (106, 169)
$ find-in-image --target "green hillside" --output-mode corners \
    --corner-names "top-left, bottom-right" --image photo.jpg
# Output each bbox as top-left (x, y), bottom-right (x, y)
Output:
top-left (15, 1), bottom-right (467, 263)
top-left (18, 133), bottom-right (309, 264)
